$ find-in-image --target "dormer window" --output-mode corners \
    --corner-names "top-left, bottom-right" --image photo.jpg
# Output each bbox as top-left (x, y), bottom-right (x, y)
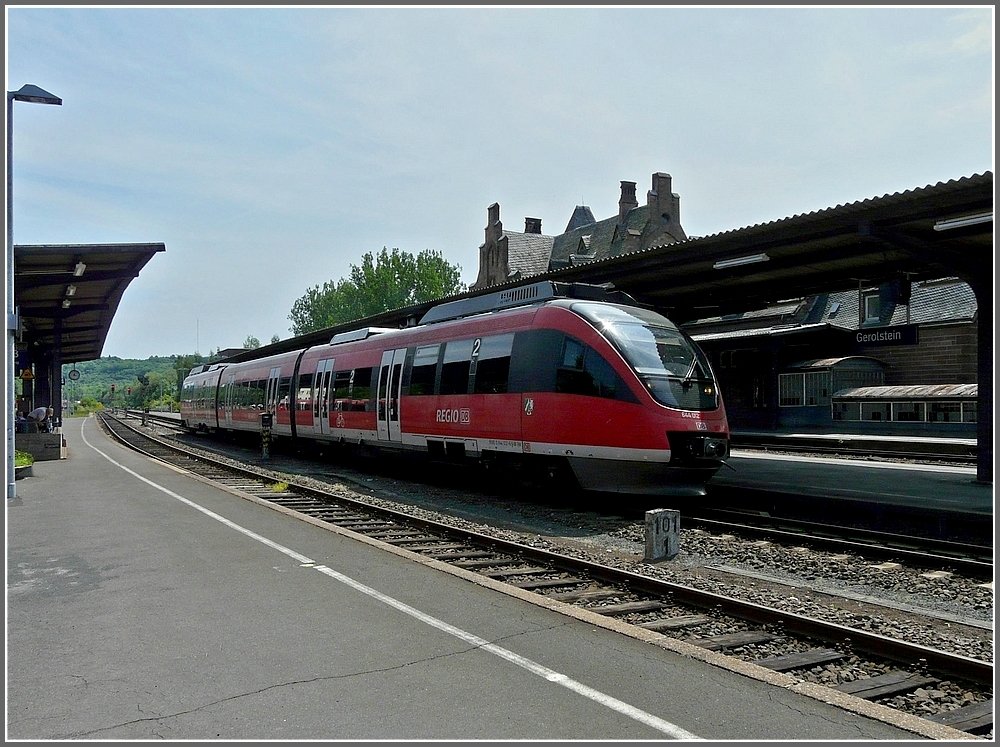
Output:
top-left (863, 293), bottom-right (881, 323)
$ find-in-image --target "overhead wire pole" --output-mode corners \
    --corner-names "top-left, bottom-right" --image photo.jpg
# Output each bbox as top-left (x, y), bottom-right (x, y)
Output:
top-left (6, 84), bottom-right (62, 501)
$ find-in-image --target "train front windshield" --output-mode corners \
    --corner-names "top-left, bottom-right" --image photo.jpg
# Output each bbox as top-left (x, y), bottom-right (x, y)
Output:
top-left (572, 302), bottom-right (720, 410)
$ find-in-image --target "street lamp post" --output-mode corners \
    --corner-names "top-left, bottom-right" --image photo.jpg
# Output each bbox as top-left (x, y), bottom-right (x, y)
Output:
top-left (7, 84), bottom-right (62, 501)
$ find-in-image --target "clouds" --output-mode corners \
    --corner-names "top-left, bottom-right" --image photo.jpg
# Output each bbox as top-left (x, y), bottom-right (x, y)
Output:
top-left (6, 6), bottom-right (993, 359)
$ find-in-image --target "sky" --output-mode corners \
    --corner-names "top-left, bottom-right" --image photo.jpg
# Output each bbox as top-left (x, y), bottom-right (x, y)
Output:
top-left (5, 5), bottom-right (994, 360)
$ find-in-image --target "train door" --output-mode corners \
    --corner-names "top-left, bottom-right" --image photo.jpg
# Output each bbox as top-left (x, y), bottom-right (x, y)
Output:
top-left (376, 348), bottom-right (406, 443)
top-left (313, 358), bottom-right (335, 436)
top-left (222, 373), bottom-right (235, 428)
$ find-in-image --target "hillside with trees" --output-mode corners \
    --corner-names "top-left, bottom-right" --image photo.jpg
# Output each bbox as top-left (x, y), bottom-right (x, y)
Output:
top-left (60, 354), bottom-right (207, 413)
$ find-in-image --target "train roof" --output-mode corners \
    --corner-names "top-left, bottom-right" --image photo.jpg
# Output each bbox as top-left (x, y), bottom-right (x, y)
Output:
top-left (418, 280), bottom-right (644, 325)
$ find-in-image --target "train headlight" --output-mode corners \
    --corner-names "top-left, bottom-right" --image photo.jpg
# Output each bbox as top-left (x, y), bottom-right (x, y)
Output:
top-left (703, 438), bottom-right (728, 459)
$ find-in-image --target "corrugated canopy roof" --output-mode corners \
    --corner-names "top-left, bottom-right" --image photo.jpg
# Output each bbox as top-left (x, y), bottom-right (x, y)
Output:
top-left (222, 172), bottom-right (993, 364)
top-left (14, 242), bottom-right (165, 364)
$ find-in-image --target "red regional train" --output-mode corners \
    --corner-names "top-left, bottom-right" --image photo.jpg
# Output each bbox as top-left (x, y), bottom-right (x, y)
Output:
top-left (180, 281), bottom-right (730, 495)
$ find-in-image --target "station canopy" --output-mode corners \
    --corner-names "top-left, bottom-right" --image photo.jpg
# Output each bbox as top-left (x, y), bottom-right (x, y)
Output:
top-left (226, 171), bottom-right (992, 364)
top-left (13, 242), bottom-right (165, 364)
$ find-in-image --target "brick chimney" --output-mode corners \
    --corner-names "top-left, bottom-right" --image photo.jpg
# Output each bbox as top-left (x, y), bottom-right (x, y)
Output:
top-left (646, 172), bottom-right (686, 240)
top-left (524, 217), bottom-right (542, 234)
top-left (618, 181), bottom-right (638, 223)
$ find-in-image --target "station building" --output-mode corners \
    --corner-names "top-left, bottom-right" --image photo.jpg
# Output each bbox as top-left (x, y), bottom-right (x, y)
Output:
top-left (470, 172), bottom-right (979, 437)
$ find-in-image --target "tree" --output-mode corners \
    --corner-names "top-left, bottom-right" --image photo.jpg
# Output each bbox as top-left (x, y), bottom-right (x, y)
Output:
top-left (289, 247), bottom-right (465, 334)
top-left (243, 335), bottom-right (261, 349)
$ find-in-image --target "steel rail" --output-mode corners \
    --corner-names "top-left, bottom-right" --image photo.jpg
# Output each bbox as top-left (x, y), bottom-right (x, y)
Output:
top-left (99, 412), bottom-right (994, 690)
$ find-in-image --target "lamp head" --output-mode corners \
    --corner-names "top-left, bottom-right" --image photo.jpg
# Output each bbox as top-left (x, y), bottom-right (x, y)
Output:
top-left (9, 84), bottom-right (62, 106)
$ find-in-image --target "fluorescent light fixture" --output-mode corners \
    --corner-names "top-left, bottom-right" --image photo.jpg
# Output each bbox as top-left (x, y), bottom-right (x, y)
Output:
top-left (65, 285), bottom-right (76, 297)
top-left (61, 299), bottom-right (71, 309)
top-left (713, 252), bottom-right (770, 270)
top-left (933, 212), bottom-right (993, 232)
top-left (73, 262), bottom-right (87, 277)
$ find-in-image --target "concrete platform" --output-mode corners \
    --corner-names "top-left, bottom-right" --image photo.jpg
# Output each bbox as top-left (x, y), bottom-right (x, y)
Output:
top-left (6, 415), bottom-right (965, 740)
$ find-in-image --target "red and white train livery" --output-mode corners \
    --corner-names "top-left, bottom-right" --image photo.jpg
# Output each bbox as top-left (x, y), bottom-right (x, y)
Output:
top-left (180, 281), bottom-right (730, 495)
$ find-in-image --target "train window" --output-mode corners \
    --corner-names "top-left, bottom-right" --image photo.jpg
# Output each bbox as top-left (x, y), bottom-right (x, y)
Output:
top-left (351, 367), bottom-right (375, 411)
top-left (555, 338), bottom-right (626, 400)
top-left (575, 302), bottom-right (716, 409)
top-left (277, 377), bottom-right (291, 412)
top-left (473, 334), bottom-right (514, 394)
top-left (440, 339), bottom-right (474, 395)
top-left (296, 373), bottom-right (313, 411)
top-left (409, 344), bottom-right (441, 396)
top-left (333, 370), bottom-right (352, 399)
top-left (332, 370), bottom-right (352, 410)
top-left (562, 338), bottom-right (585, 369)
top-left (377, 364), bottom-right (390, 418)
top-left (508, 329), bottom-right (560, 393)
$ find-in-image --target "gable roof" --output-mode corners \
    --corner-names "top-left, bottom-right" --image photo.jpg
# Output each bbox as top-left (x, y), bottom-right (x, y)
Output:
top-left (820, 278), bottom-right (978, 328)
top-left (550, 209), bottom-right (627, 266)
top-left (503, 230), bottom-right (555, 279)
top-left (684, 277), bottom-right (977, 341)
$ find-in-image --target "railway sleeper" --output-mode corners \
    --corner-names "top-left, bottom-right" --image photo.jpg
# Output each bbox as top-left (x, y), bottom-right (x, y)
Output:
top-left (549, 588), bottom-right (622, 603)
top-left (366, 530), bottom-right (431, 539)
top-left (925, 699), bottom-right (994, 734)
top-left (512, 577), bottom-right (586, 590)
top-left (753, 648), bottom-right (847, 672)
top-left (587, 599), bottom-right (671, 616)
top-left (484, 567), bottom-right (560, 579)
top-left (688, 631), bottom-right (779, 651)
top-left (379, 535), bottom-right (442, 545)
top-left (636, 614), bottom-right (713, 632)
top-left (399, 543), bottom-right (470, 552)
top-left (833, 671), bottom-right (938, 700)
top-left (334, 521), bottom-right (394, 531)
top-left (274, 500), bottom-right (332, 510)
top-left (450, 557), bottom-right (515, 569)
top-left (429, 550), bottom-right (500, 560)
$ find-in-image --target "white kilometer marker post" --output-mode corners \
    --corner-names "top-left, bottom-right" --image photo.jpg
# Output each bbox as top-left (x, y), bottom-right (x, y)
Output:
top-left (644, 508), bottom-right (680, 562)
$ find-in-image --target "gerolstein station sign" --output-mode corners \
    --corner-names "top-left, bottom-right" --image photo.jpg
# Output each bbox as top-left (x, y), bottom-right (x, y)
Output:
top-left (855, 324), bottom-right (919, 347)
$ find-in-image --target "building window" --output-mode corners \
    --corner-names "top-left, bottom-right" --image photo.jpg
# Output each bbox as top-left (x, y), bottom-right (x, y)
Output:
top-left (929, 402), bottom-right (962, 423)
top-left (832, 401), bottom-right (860, 421)
top-left (778, 373), bottom-right (803, 406)
top-left (779, 371), bottom-right (830, 407)
top-left (861, 402), bottom-right (891, 421)
top-left (892, 402), bottom-right (925, 422)
top-left (803, 371), bottom-right (830, 406)
top-left (962, 402), bottom-right (978, 423)
top-left (863, 293), bottom-right (880, 323)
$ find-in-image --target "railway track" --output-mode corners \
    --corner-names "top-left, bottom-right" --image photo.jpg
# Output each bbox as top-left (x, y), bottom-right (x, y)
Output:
top-left (100, 412), bottom-right (993, 738)
top-left (730, 435), bottom-right (977, 466)
top-left (125, 409), bottom-right (993, 573)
